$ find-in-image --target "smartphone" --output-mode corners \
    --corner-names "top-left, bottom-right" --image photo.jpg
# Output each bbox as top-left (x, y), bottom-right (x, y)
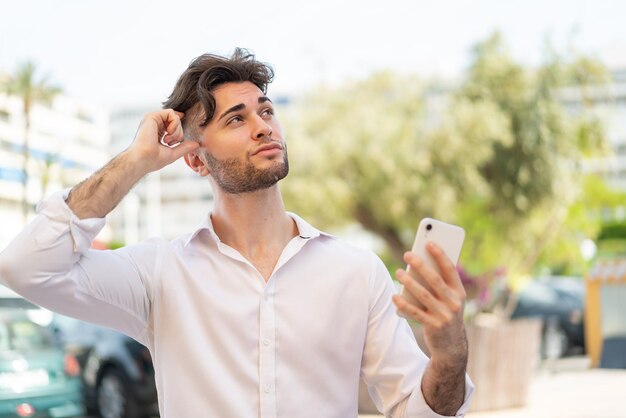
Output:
top-left (400, 218), bottom-right (465, 311)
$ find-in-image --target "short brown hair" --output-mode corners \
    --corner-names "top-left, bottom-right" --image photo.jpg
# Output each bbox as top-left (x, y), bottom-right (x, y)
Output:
top-left (162, 48), bottom-right (274, 136)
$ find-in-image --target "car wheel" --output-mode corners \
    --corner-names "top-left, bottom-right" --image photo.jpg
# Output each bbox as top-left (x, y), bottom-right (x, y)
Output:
top-left (542, 318), bottom-right (568, 359)
top-left (97, 367), bottom-right (139, 418)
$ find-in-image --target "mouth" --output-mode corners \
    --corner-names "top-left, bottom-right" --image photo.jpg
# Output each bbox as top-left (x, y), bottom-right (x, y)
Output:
top-left (252, 143), bottom-right (283, 156)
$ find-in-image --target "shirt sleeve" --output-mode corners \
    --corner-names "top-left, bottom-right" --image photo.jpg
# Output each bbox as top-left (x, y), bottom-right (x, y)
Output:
top-left (360, 254), bottom-right (474, 418)
top-left (0, 189), bottom-right (158, 345)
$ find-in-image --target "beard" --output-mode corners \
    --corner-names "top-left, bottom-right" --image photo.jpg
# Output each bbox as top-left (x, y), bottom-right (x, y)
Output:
top-left (200, 145), bottom-right (289, 194)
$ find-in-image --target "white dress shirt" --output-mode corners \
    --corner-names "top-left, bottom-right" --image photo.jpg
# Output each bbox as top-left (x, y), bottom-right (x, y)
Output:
top-left (0, 190), bottom-right (473, 417)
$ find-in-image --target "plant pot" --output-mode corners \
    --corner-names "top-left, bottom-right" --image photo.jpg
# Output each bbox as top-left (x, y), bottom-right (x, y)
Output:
top-left (464, 315), bottom-right (542, 412)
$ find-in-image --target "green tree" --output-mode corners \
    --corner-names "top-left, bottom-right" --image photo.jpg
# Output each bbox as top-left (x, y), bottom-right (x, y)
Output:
top-left (282, 33), bottom-right (607, 277)
top-left (39, 151), bottom-right (60, 198)
top-left (458, 33), bottom-right (608, 275)
top-left (3, 62), bottom-right (60, 223)
top-left (282, 71), bottom-right (511, 266)
top-left (537, 175), bottom-right (626, 274)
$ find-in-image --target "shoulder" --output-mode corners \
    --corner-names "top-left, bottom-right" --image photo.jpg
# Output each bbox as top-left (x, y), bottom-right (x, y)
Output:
top-left (289, 212), bottom-right (379, 262)
top-left (300, 231), bottom-right (388, 287)
top-left (311, 234), bottom-right (379, 264)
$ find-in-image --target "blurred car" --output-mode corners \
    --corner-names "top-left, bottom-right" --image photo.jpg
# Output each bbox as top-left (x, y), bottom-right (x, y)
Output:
top-left (49, 315), bottom-right (158, 418)
top-left (0, 308), bottom-right (84, 418)
top-left (0, 287), bottom-right (53, 329)
top-left (510, 276), bottom-right (585, 358)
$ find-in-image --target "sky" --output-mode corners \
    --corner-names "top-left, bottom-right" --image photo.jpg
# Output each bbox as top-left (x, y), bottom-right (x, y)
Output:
top-left (1, 0), bottom-right (625, 111)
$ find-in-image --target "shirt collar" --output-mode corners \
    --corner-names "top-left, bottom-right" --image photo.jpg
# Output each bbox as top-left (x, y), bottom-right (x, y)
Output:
top-left (183, 211), bottom-right (332, 248)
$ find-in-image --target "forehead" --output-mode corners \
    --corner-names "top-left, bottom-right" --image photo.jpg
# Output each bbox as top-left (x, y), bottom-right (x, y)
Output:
top-left (213, 81), bottom-right (266, 110)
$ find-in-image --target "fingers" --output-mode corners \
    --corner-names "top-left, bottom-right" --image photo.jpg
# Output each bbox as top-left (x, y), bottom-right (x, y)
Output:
top-left (171, 140), bottom-right (200, 160)
top-left (396, 268), bottom-right (455, 327)
top-left (399, 249), bottom-right (465, 316)
top-left (392, 293), bottom-right (452, 330)
top-left (160, 109), bottom-right (185, 147)
top-left (404, 251), bottom-right (457, 305)
top-left (154, 110), bottom-right (200, 161)
top-left (131, 109), bottom-right (198, 172)
top-left (392, 293), bottom-right (429, 322)
top-left (157, 110), bottom-right (199, 158)
top-left (426, 243), bottom-right (466, 294)
top-left (398, 242), bottom-right (468, 359)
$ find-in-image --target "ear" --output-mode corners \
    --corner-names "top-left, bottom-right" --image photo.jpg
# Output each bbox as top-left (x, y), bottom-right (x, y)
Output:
top-left (184, 150), bottom-right (210, 177)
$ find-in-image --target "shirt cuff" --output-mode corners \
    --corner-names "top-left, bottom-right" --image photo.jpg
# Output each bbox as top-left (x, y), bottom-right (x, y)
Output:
top-left (404, 371), bottom-right (475, 418)
top-left (36, 188), bottom-right (106, 254)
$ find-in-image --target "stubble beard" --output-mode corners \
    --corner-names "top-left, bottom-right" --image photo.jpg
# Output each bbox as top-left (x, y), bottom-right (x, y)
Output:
top-left (201, 146), bottom-right (289, 194)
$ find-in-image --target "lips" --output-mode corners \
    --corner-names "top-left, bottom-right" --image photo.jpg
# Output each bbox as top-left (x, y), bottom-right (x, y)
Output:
top-left (253, 143), bottom-right (283, 156)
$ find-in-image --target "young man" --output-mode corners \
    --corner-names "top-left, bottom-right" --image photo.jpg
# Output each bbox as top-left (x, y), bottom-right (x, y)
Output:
top-left (0, 49), bottom-right (473, 417)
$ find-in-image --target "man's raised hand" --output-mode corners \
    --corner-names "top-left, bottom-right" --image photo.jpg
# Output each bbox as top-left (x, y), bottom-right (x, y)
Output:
top-left (129, 109), bottom-right (200, 174)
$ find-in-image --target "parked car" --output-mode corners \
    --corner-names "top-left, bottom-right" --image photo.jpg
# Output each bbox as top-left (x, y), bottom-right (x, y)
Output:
top-left (49, 315), bottom-right (158, 418)
top-left (0, 308), bottom-right (84, 418)
top-left (510, 276), bottom-right (585, 358)
top-left (0, 287), bottom-right (53, 329)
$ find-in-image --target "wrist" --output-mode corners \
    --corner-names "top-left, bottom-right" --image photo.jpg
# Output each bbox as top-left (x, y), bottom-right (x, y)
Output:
top-left (430, 351), bottom-right (468, 373)
top-left (119, 148), bottom-right (153, 180)
top-left (429, 330), bottom-right (469, 370)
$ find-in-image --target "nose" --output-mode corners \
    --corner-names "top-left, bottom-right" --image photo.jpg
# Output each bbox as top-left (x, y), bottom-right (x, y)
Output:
top-left (253, 116), bottom-right (272, 141)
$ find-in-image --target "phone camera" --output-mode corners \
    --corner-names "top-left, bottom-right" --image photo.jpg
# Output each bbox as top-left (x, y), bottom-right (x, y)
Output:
top-left (426, 224), bottom-right (432, 231)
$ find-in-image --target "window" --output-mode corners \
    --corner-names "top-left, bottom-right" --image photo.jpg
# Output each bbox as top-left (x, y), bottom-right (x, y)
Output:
top-left (10, 320), bottom-right (52, 351)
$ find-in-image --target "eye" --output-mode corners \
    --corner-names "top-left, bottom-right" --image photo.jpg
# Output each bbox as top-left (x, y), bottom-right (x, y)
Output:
top-left (260, 107), bottom-right (274, 119)
top-left (227, 115), bottom-right (244, 126)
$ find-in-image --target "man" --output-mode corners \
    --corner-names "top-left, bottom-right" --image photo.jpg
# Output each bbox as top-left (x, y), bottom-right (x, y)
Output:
top-left (0, 48), bottom-right (473, 417)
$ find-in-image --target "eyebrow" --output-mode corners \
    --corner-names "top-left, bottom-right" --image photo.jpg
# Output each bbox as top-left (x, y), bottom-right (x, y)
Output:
top-left (217, 96), bottom-right (273, 122)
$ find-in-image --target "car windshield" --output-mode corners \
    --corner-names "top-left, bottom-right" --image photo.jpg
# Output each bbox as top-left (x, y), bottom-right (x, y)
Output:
top-left (0, 319), bottom-right (52, 351)
top-left (519, 282), bottom-right (559, 305)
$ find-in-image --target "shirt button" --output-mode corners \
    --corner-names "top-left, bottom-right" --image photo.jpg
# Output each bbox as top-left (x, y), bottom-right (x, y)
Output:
top-left (264, 385), bottom-right (271, 393)
top-left (263, 338), bottom-right (270, 346)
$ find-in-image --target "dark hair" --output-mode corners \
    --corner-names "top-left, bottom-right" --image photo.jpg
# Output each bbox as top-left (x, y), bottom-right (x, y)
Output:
top-left (162, 48), bottom-right (274, 134)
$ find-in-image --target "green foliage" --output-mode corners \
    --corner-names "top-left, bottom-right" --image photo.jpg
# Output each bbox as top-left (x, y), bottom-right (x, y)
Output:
top-left (596, 239), bottom-right (626, 259)
top-left (108, 240), bottom-right (126, 250)
top-left (535, 175), bottom-right (626, 275)
top-left (3, 62), bottom-right (61, 112)
top-left (282, 32), bottom-right (609, 278)
top-left (598, 223), bottom-right (626, 241)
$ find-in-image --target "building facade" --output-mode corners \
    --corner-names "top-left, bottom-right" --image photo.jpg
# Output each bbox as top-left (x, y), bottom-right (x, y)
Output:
top-left (564, 69), bottom-right (626, 191)
top-left (0, 92), bottom-right (109, 248)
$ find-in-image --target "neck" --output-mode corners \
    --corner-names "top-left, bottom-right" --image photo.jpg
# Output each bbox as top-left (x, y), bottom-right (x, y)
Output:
top-left (210, 184), bottom-right (297, 256)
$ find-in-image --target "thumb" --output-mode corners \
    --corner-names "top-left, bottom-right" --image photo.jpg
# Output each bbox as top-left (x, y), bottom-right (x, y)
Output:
top-left (172, 140), bottom-right (200, 160)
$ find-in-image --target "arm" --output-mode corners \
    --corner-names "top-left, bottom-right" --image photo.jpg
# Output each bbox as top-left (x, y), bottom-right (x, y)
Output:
top-left (0, 110), bottom-right (198, 340)
top-left (360, 255), bottom-right (473, 418)
top-left (392, 243), bottom-right (470, 416)
top-left (67, 109), bottom-right (198, 218)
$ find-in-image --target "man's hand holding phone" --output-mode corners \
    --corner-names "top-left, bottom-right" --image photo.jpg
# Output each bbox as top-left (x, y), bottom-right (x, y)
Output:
top-left (391, 218), bottom-right (468, 364)
top-left (392, 223), bottom-right (470, 415)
